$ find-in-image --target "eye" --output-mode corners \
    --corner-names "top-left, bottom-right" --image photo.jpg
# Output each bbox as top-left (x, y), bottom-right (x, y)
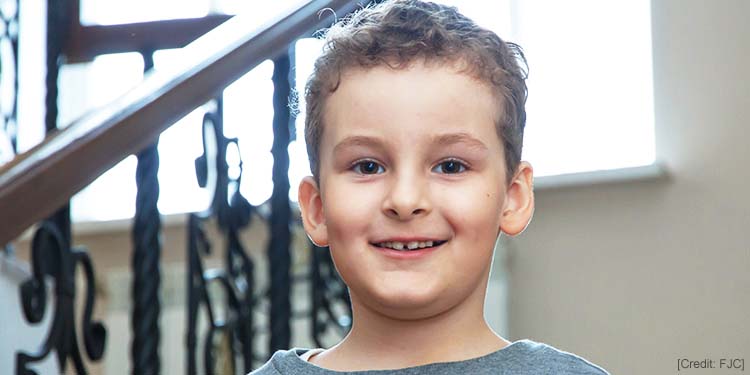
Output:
top-left (433, 159), bottom-right (467, 174)
top-left (352, 160), bottom-right (385, 175)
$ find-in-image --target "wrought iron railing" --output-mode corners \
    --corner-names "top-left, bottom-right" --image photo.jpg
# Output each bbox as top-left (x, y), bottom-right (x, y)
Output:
top-left (1, 0), bottom-right (370, 373)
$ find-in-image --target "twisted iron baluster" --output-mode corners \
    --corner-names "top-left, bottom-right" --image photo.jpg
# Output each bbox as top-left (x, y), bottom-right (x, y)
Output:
top-left (44, 0), bottom-right (67, 136)
top-left (268, 46), bottom-right (294, 354)
top-left (131, 50), bottom-right (162, 375)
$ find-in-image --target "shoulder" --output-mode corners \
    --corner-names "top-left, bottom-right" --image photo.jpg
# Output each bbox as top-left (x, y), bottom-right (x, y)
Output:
top-left (248, 348), bottom-right (308, 375)
top-left (501, 339), bottom-right (609, 375)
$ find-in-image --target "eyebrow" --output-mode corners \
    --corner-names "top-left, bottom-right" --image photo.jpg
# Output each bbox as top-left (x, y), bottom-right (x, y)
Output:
top-left (332, 132), bottom-right (489, 154)
top-left (431, 132), bottom-right (489, 151)
top-left (332, 135), bottom-right (386, 155)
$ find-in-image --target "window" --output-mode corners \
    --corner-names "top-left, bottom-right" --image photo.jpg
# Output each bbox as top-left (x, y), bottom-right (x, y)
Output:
top-left (442, 0), bottom-right (655, 177)
top-left (17, 0), bottom-right (655, 222)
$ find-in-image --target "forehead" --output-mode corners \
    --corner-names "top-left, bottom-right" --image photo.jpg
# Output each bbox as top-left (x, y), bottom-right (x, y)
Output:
top-left (321, 62), bottom-right (502, 147)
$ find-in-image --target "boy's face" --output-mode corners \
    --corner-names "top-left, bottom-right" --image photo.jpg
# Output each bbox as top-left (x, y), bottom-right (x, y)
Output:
top-left (299, 62), bottom-right (533, 320)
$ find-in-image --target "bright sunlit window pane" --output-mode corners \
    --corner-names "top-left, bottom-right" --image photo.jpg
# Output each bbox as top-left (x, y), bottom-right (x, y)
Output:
top-left (212, 0), bottom-right (305, 18)
top-left (155, 106), bottom-right (212, 215)
top-left (440, 0), bottom-right (655, 176)
top-left (224, 60), bottom-right (276, 206)
top-left (516, 1), bottom-right (655, 176)
top-left (66, 53), bottom-right (144, 222)
top-left (80, 0), bottom-right (210, 25)
top-left (288, 38), bottom-right (323, 202)
top-left (80, 0), bottom-right (307, 26)
top-left (436, 0), bottom-right (513, 37)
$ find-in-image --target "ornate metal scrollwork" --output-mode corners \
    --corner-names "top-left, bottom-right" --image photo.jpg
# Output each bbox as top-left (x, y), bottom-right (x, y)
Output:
top-left (16, 221), bottom-right (106, 375)
top-left (15, 2), bottom-right (105, 372)
top-left (309, 243), bottom-right (352, 348)
top-left (187, 96), bottom-right (258, 374)
top-left (0, 0), bottom-right (19, 158)
top-left (186, 46), bottom-right (355, 374)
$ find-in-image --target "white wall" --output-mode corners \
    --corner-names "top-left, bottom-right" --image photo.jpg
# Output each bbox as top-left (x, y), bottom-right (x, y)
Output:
top-left (0, 254), bottom-right (58, 374)
top-left (505, 0), bottom-right (750, 373)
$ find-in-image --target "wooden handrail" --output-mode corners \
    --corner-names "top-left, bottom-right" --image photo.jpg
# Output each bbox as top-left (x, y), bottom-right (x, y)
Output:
top-left (0, 0), bottom-right (366, 245)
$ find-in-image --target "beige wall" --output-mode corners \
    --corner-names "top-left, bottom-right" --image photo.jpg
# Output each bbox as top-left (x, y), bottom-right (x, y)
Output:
top-left (505, 0), bottom-right (750, 373)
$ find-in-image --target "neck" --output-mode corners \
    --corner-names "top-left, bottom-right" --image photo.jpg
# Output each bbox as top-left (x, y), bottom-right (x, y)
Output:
top-left (313, 277), bottom-right (509, 371)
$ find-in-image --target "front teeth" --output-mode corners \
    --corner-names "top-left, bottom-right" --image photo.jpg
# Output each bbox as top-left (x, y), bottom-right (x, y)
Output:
top-left (378, 241), bottom-right (435, 250)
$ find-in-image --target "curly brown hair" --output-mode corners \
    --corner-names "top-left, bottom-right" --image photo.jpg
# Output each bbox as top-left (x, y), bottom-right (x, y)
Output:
top-left (304, 0), bottom-right (528, 185)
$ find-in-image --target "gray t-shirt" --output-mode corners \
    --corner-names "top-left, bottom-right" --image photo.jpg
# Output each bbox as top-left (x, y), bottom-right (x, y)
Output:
top-left (249, 339), bottom-right (609, 374)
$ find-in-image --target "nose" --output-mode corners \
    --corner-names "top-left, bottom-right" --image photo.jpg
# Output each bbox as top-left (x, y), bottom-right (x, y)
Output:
top-left (382, 170), bottom-right (431, 220)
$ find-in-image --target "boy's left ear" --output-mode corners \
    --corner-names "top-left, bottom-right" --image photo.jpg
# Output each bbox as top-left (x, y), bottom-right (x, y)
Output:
top-left (499, 161), bottom-right (535, 236)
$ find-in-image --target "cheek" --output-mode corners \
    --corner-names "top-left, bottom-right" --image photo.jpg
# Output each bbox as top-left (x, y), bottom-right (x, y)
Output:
top-left (438, 183), bottom-right (504, 239)
top-left (321, 181), bottom-right (385, 288)
top-left (322, 178), bottom-right (382, 240)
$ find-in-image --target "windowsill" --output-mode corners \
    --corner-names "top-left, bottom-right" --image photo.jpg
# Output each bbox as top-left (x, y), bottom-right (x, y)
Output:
top-left (533, 163), bottom-right (667, 191)
top-left (18, 163), bottom-right (667, 238)
top-left (73, 213), bottom-right (191, 236)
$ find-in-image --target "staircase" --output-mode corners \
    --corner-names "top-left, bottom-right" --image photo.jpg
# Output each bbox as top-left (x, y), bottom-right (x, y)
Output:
top-left (0, 1), bottom-right (367, 373)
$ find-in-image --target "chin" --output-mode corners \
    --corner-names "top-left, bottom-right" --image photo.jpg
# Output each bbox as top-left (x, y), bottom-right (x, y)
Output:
top-left (363, 285), bottom-right (453, 320)
top-left (378, 298), bottom-right (453, 321)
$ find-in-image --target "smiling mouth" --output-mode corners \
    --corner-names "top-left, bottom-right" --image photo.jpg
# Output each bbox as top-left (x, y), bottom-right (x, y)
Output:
top-left (371, 240), bottom-right (447, 251)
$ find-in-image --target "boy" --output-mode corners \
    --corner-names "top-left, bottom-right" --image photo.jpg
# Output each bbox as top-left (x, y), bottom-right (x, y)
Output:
top-left (253, 0), bottom-right (608, 373)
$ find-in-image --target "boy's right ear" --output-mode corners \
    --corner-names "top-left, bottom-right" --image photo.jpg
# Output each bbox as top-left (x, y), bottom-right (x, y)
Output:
top-left (298, 176), bottom-right (329, 247)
